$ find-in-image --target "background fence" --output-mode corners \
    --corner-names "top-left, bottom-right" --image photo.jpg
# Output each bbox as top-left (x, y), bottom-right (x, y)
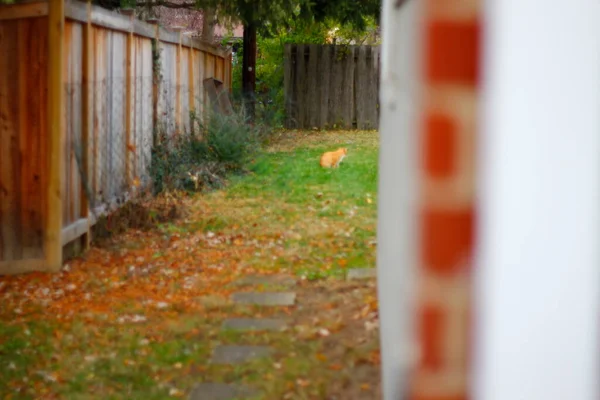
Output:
top-left (0, 0), bottom-right (232, 274)
top-left (284, 44), bottom-right (380, 130)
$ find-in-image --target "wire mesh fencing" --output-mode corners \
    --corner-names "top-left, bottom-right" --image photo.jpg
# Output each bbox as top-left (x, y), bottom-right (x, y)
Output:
top-left (67, 78), bottom-right (156, 224)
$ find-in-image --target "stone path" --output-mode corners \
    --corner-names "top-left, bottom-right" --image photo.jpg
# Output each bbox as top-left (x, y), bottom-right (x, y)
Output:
top-left (188, 383), bottom-right (258, 400)
top-left (230, 292), bottom-right (296, 306)
top-left (189, 275), bottom-right (297, 400)
top-left (346, 267), bottom-right (377, 281)
top-left (234, 274), bottom-right (297, 287)
top-left (211, 345), bottom-right (273, 364)
top-left (221, 318), bottom-right (287, 332)
top-left (189, 270), bottom-right (379, 399)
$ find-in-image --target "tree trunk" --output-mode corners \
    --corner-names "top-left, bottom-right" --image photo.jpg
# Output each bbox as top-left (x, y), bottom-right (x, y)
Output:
top-left (201, 8), bottom-right (215, 43)
top-left (242, 21), bottom-right (257, 120)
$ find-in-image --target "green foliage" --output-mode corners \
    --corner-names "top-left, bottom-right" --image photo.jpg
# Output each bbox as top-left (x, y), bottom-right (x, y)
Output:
top-left (193, 110), bottom-right (264, 169)
top-left (230, 17), bottom-right (379, 128)
top-left (304, 0), bottom-right (381, 30)
top-left (197, 0), bottom-right (380, 36)
top-left (149, 110), bottom-right (264, 194)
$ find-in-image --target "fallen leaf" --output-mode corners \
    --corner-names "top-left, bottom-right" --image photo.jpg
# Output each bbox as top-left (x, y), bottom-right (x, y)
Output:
top-left (318, 328), bottom-right (330, 337)
top-left (296, 379), bottom-right (310, 387)
top-left (169, 388), bottom-right (184, 397)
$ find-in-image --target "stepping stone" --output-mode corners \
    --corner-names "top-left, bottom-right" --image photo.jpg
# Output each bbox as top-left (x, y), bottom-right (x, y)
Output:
top-left (221, 318), bottom-right (287, 332)
top-left (235, 274), bottom-right (296, 287)
top-left (188, 383), bottom-right (257, 400)
top-left (347, 268), bottom-right (377, 280)
top-left (211, 345), bottom-right (273, 364)
top-left (231, 292), bottom-right (296, 306)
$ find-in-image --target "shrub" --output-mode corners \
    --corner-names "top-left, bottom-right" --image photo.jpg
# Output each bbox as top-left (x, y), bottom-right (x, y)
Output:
top-left (193, 109), bottom-right (264, 170)
top-left (149, 108), bottom-right (266, 195)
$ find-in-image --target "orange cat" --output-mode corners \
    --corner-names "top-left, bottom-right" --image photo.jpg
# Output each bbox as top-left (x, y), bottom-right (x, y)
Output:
top-left (320, 148), bottom-right (348, 168)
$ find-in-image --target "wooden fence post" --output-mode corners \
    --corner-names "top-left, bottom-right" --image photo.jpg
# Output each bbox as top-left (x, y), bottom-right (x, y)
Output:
top-left (175, 29), bottom-right (182, 132)
top-left (80, 0), bottom-right (92, 249)
top-left (123, 8), bottom-right (133, 183)
top-left (187, 39), bottom-right (195, 133)
top-left (46, 0), bottom-right (65, 271)
top-left (148, 18), bottom-right (159, 145)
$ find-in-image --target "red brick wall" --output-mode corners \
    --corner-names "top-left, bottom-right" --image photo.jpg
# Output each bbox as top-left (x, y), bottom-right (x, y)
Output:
top-left (411, 1), bottom-right (480, 399)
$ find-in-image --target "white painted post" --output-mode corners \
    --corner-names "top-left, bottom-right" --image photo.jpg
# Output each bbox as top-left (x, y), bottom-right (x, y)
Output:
top-left (376, 0), bottom-right (420, 399)
top-left (474, 1), bottom-right (600, 399)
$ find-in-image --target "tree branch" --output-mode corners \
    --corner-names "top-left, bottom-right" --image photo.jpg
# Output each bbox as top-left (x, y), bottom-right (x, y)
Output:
top-left (135, 1), bottom-right (197, 9)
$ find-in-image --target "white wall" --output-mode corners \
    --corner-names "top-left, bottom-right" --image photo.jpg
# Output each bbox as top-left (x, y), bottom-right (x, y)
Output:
top-left (376, 0), bottom-right (420, 398)
top-left (474, 0), bottom-right (600, 399)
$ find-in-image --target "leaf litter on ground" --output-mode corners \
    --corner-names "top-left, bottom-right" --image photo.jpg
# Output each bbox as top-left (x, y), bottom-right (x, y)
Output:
top-left (0, 130), bottom-right (381, 399)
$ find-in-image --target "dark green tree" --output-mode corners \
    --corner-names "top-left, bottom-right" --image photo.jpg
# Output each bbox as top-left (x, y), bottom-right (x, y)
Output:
top-left (127, 0), bottom-right (381, 119)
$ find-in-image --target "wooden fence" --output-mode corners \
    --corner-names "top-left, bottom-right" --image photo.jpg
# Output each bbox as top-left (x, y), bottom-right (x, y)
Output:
top-left (0, 0), bottom-right (232, 274)
top-left (284, 44), bottom-right (380, 130)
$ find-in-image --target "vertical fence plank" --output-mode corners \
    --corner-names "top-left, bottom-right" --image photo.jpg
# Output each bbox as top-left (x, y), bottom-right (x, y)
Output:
top-left (355, 46), bottom-right (379, 130)
top-left (295, 44), bottom-right (306, 128)
top-left (188, 43), bottom-right (195, 132)
top-left (124, 12), bottom-right (133, 184)
top-left (175, 32), bottom-right (181, 132)
top-left (46, 0), bottom-right (65, 270)
top-left (329, 46), bottom-right (344, 128)
top-left (283, 44), bottom-right (291, 127)
top-left (319, 45), bottom-right (331, 128)
top-left (306, 44), bottom-right (319, 129)
top-left (342, 46), bottom-right (355, 129)
top-left (355, 45), bottom-right (368, 130)
top-left (370, 46), bottom-right (379, 129)
top-left (0, 21), bottom-right (19, 261)
top-left (20, 18), bottom-right (47, 258)
top-left (151, 23), bottom-right (159, 144)
top-left (80, 0), bottom-right (92, 248)
top-left (284, 44), bottom-right (380, 130)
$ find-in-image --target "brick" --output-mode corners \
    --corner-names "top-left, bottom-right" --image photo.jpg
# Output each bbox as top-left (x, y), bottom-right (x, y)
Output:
top-left (425, 19), bottom-right (480, 85)
top-left (421, 209), bottom-right (473, 274)
top-left (424, 113), bottom-right (456, 178)
top-left (419, 304), bottom-right (445, 370)
top-left (412, 394), bottom-right (467, 400)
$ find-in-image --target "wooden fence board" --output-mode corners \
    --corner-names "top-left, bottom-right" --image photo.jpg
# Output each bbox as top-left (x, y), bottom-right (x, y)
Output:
top-left (0, 1), bottom-right (48, 21)
top-left (0, 2), bottom-right (232, 272)
top-left (193, 49), bottom-right (203, 120)
top-left (329, 46), bottom-right (344, 127)
top-left (0, 17), bottom-right (48, 262)
top-left (159, 41), bottom-right (177, 136)
top-left (283, 44), bottom-right (293, 127)
top-left (46, 0), bottom-right (65, 271)
top-left (342, 46), bottom-right (355, 129)
top-left (284, 44), bottom-right (380, 130)
top-left (19, 18), bottom-right (47, 258)
top-left (0, 20), bottom-right (20, 261)
top-left (64, 20), bottom-right (83, 227)
top-left (181, 46), bottom-right (190, 134)
top-left (306, 44), bottom-right (319, 129)
top-left (296, 44), bottom-right (306, 128)
top-left (318, 45), bottom-right (331, 128)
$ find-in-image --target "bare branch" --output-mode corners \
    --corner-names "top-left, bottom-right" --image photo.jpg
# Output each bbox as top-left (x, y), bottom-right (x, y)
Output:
top-left (135, 0), bottom-right (197, 9)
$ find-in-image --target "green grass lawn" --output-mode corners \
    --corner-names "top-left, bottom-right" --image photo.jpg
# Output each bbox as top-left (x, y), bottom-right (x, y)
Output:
top-left (0, 130), bottom-right (380, 399)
